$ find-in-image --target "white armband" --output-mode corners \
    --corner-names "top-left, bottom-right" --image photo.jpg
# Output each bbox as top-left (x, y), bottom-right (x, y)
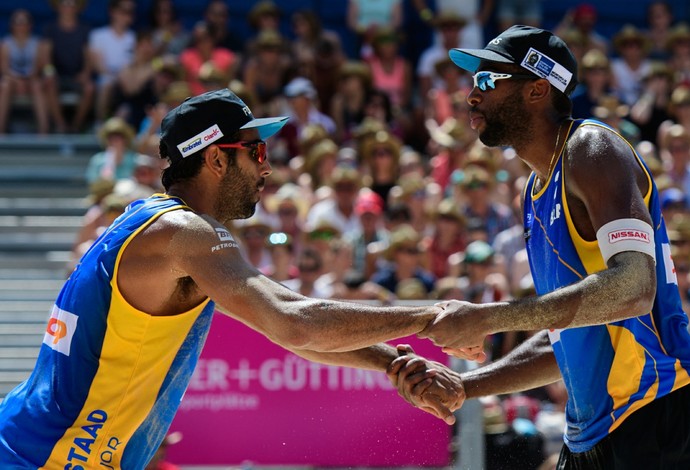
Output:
top-left (596, 218), bottom-right (656, 265)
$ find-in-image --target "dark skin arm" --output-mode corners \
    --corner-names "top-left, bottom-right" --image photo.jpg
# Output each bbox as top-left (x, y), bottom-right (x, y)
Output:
top-left (389, 331), bottom-right (558, 400)
top-left (420, 123), bottom-right (657, 351)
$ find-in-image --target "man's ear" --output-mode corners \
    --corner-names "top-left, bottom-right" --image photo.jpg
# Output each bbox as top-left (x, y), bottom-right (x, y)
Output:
top-left (204, 146), bottom-right (227, 177)
top-left (527, 78), bottom-right (551, 104)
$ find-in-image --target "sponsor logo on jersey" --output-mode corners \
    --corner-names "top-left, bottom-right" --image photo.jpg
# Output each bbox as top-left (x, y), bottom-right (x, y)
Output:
top-left (43, 305), bottom-right (78, 356)
top-left (215, 227), bottom-right (234, 241)
top-left (177, 124), bottom-right (224, 158)
top-left (608, 229), bottom-right (651, 244)
top-left (663, 243), bottom-right (677, 284)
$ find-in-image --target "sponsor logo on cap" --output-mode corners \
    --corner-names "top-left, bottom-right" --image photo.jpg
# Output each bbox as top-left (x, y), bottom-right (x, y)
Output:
top-left (43, 305), bottom-right (78, 356)
top-left (520, 47), bottom-right (573, 94)
top-left (241, 106), bottom-right (252, 117)
top-left (177, 124), bottom-right (225, 158)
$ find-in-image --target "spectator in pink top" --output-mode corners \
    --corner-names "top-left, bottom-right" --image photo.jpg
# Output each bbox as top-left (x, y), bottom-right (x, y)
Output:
top-left (179, 21), bottom-right (237, 96)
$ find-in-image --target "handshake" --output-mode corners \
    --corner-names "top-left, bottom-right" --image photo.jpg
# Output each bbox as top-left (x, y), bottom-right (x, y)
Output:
top-left (386, 300), bottom-right (492, 425)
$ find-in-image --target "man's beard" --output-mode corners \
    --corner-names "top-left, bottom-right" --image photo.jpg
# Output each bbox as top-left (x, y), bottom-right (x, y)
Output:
top-left (214, 164), bottom-right (260, 223)
top-left (478, 90), bottom-right (532, 150)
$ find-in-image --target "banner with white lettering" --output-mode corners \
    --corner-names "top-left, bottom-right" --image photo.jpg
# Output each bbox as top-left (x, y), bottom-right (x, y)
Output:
top-left (167, 312), bottom-right (451, 467)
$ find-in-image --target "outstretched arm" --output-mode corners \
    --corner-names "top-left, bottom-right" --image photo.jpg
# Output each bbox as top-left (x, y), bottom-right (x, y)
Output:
top-left (292, 343), bottom-right (464, 424)
top-left (420, 124), bottom-right (657, 350)
top-left (173, 213), bottom-right (439, 353)
top-left (391, 331), bottom-right (559, 406)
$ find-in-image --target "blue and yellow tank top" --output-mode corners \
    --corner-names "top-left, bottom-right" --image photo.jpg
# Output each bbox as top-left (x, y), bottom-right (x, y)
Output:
top-left (524, 119), bottom-right (690, 453)
top-left (0, 195), bottom-right (215, 469)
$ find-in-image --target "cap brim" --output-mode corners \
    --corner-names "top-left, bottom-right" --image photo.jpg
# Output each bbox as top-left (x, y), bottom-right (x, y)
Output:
top-left (240, 116), bottom-right (289, 139)
top-left (449, 48), bottom-right (514, 73)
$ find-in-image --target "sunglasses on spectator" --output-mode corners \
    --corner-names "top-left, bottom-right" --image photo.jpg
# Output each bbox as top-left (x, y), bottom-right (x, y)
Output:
top-left (472, 71), bottom-right (536, 91)
top-left (397, 246), bottom-right (420, 255)
top-left (216, 141), bottom-right (267, 164)
top-left (309, 230), bottom-right (337, 241)
top-left (299, 264), bottom-right (320, 273)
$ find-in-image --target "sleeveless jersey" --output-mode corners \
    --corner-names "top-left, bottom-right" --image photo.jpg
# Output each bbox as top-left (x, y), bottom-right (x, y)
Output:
top-left (0, 195), bottom-right (216, 469)
top-left (523, 119), bottom-right (690, 452)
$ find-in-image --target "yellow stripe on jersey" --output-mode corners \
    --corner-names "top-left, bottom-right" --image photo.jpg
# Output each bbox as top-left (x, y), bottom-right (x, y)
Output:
top-left (41, 206), bottom-right (210, 469)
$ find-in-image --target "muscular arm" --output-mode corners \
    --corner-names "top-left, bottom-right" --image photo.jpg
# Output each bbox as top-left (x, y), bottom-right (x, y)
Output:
top-left (421, 124), bottom-right (658, 348)
top-left (170, 214), bottom-right (437, 353)
top-left (461, 331), bottom-right (561, 399)
top-left (485, 124), bottom-right (656, 331)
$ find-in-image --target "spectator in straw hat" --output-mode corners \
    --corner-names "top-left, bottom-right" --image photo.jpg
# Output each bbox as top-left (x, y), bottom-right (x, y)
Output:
top-left (571, 48), bottom-right (613, 119)
top-left (417, 12), bottom-right (467, 102)
top-left (388, 173), bottom-right (435, 235)
top-left (427, 116), bottom-right (477, 191)
top-left (233, 212), bottom-right (276, 272)
top-left (243, 30), bottom-right (291, 115)
top-left (330, 61), bottom-right (373, 143)
top-left (265, 182), bottom-right (309, 256)
top-left (611, 24), bottom-right (653, 106)
top-left (667, 23), bottom-right (690, 85)
top-left (659, 124), bottom-right (690, 199)
top-left (371, 223), bottom-right (436, 297)
top-left (452, 165), bottom-right (515, 245)
top-left (86, 116), bottom-right (141, 184)
top-left (306, 165), bottom-right (363, 239)
top-left (361, 130), bottom-right (402, 205)
top-left (179, 21), bottom-right (237, 96)
top-left (262, 231), bottom-right (299, 283)
top-left (304, 138), bottom-right (339, 191)
top-left (421, 197), bottom-right (467, 279)
top-left (643, 1), bottom-right (676, 61)
top-left (630, 62), bottom-right (675, 142)
top-left (427, 57), bottom-right (470, 126)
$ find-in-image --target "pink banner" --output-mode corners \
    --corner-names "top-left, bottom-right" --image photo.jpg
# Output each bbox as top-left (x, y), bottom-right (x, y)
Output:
top-left (167, 312), bottom-right (452, 467)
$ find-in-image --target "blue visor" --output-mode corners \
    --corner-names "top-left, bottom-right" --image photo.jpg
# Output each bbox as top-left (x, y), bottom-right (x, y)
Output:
top-left (240, 116), bottom-right (289, 140)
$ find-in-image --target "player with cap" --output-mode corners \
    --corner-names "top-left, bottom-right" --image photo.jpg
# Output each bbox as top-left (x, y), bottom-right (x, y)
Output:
top-left (390, 26), bottom-right (690, 469)
top-left (0, 89), bottom-right (466, 468)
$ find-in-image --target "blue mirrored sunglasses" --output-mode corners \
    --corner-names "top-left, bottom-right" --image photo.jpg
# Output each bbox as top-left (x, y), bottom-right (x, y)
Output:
top-left (472, 71), bottom-right (537, 91)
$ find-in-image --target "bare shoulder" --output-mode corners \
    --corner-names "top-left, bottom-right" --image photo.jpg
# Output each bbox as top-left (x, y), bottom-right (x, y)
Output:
top-left (565, 123), bottom-right (645, 196)
top-left (133, 209), bottom-right (240, 273)
top-left (118, 208), bottom-right (245, 315)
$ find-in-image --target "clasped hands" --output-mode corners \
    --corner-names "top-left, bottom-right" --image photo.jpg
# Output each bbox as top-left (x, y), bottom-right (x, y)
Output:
top-left (386, 301), bottom-right (490, 424)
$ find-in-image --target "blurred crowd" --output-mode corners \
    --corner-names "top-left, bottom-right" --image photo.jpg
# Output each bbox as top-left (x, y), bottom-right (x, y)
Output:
top-left (4, 0), bottom-right (690, 468)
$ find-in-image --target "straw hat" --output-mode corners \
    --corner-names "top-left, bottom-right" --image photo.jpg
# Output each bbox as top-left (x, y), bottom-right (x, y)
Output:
top-left (431, 12), bottom-right (467, 29)
top-left (255, 30), bottom-right (283, 50)
top-left (580, 48), bottom-right (610, 71)
top-left (666, 23), bottom-right (690, 49)
top-left (160, 81), bottom-right (191, 106)
top-left (592, 95), bottom-right (629, 120)
top-left (361, 130), bottom-right (402, 162)
top-left (433, 198), bottom-right (465, 224)
top-left (385, 224), bottom-right (422, 260)
top-left (427, 117), bottom-right (474, 149)
top-left (98, 117), bottom-right (135, 147)
top-left (265, 183), bottom-right (310, 220)
top-left (338, 61), bottom-right (372, 87)
top-left (613, 24), bottom-right (652, 54)
top-left (248, 1), bottom-right (282, 29)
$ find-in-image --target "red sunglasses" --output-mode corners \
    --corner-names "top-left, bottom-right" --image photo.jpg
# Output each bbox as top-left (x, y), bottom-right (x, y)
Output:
top-left (216, 141), bottom-right (267, 164)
